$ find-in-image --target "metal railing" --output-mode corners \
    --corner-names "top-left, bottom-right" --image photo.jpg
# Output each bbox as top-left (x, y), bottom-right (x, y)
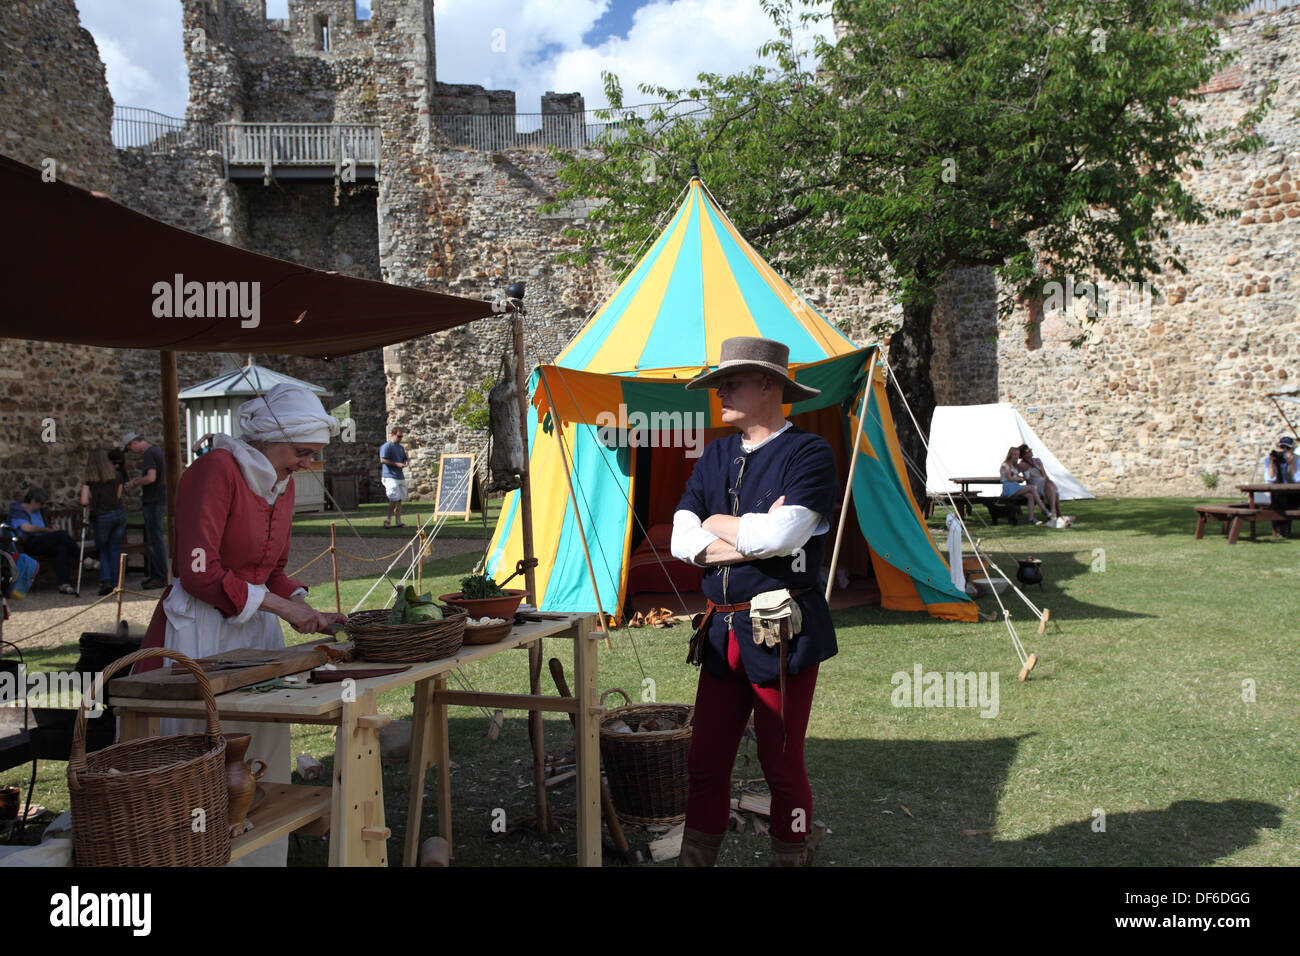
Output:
top-left (112, 102), bottom-right (713, 163)
top-left (112, 106), bottom-right (221, 152)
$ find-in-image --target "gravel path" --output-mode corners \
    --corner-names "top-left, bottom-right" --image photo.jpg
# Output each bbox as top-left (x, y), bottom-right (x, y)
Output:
top-left (2, 533), bottom-right (484, 652)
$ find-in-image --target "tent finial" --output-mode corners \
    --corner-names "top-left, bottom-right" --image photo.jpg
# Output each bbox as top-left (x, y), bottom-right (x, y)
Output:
top-left (689, 159), bottom-right (700, 182)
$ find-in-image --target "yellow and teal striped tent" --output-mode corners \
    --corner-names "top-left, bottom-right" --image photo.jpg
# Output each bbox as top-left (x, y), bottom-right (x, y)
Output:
top-left (487, 177), bottom-right (975, 623)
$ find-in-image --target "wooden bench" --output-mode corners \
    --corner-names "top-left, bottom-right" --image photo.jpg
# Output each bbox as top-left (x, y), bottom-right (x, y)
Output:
top-left (1195, 503), bottom-right (1300, 543)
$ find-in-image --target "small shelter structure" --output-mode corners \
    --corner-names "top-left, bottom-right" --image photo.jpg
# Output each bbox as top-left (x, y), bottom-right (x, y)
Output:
top-left (178, 360), bottom-right (331, 511)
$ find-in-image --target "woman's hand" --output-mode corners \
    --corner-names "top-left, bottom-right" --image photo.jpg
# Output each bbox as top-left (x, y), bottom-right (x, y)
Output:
top-left (264, 593), bottom-right (338, 634)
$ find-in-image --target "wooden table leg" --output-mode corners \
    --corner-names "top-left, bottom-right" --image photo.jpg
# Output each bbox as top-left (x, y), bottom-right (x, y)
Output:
top-left (528, 638), bottom-right (550, 835)
top-left (329, 689), bottom-right (389, 867)
top-left (1195, 513), bottom-right (1207, 539)
top-left (433, 674), bottom-right (452, 854)
top-left (404, 676), bottom-right (436, 867)
top-left (1228, 516), bottom-right (1242, 545)
top-left (117, 711), bottom-right (158, 742)
top-left (573, 615), bottom-right (601, 866)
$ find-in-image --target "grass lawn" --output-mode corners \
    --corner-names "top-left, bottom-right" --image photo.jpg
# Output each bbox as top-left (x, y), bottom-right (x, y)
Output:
top-left (3, 497), bottom-right (1295, 866)
top-left (291, 499), bottom-right (503, 540)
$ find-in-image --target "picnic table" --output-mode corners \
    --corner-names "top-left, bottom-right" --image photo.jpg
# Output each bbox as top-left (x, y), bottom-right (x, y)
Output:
top-left (109, 612), bottom-right (601, 866)
top-left (1193, 483), bottom-right (1300, 543)
top-left (945, 477), bottom-right (1026, 525)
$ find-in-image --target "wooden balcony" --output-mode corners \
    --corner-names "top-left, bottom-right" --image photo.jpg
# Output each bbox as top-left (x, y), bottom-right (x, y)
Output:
top-left (218, 123), bottom-right (380, 184)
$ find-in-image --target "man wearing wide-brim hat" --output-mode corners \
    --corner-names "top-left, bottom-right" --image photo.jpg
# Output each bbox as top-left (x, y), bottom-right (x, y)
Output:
top-left (670, 336), bottom-right (838, 866)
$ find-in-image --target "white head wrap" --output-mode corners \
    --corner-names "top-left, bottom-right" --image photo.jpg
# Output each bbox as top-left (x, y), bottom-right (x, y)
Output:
top-left (237, 382), bottom-right (340, 445)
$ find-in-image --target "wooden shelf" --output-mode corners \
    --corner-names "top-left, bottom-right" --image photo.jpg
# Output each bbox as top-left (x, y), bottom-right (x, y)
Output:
top-left (230, 783), bottom-right (331, 861)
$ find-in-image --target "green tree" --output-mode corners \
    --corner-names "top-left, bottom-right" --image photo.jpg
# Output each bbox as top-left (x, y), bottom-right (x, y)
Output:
top-left (548, 0), bottom-right (1268, 487)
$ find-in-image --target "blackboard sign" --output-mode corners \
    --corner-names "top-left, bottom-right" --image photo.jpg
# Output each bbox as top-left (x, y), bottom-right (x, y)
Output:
top-left (435, 453), bottom-right (478, 519)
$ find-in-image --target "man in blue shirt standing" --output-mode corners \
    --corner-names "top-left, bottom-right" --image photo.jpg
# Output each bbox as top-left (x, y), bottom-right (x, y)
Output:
top-left (670, 336), bottom-right (839, 867)
top-left (379, 427), bottom-right (410, 528)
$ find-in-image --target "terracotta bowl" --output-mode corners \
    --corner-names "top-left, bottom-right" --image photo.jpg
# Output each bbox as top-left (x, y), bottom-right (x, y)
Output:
top-left (462, 619), bottom-right (514, 645)
top-left (438, 589), bottom-right (528, 621)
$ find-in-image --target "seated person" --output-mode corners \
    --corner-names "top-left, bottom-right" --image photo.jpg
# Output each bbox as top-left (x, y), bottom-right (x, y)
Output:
top-left (6, 486), bottom-right (79, 594)
top-left (999, 447), bottom-right (1047, 525)
top-left (1265, 434), bottom-right (1298, 537)
top-left (1017, 443), bottom-right (1070, 526)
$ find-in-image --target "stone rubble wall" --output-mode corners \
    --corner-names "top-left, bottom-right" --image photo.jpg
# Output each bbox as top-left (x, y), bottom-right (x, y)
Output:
top-left (0, 0), bottom-right (126, 508)
top-left (993, 8), bottom-right (1300, 496)
top-left (4, 0), bottom-right (1298, 507)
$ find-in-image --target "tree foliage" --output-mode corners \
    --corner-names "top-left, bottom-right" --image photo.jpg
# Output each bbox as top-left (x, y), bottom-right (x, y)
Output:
top-left (545, 0), bottom-right (1270, 479)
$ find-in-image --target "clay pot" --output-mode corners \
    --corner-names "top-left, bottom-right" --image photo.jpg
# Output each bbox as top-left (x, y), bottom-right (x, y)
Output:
top-left (438, 589), bottom-right (528, 621)
top-left (224, 733), bottom-right (267, 833)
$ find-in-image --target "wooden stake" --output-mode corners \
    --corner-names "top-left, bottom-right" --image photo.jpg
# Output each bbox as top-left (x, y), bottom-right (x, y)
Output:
top-left (826, 370), bottom-right (873, 602)
top-left (416, 528), bottom-right (425, 594)
top-left (538, 369), bottom-right (613, 649)
top-left (1036, 607), bottom-right (1050, 636)
top-left (513, 308), bottom-right (549, 837)
top-left (160, 350), bottom-right (181, 568)
top-left (115, 554), bottom-right (127, 626)
top-left (330, 522), bottom-right (341, 613)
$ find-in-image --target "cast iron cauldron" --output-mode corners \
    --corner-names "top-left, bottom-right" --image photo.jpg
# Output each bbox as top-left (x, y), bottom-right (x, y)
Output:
top-left (1016, 558), bottom-right (1044, 590)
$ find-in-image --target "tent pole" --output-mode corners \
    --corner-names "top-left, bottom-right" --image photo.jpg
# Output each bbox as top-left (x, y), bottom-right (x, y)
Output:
top-left (825, 369), bottom-right (873, 603)
top-left (160, 350), bottom-right (181, 573)
top-left (513, 310), bottom-right (549, 837)
top-left (538, 370), bottom-right (613, 650)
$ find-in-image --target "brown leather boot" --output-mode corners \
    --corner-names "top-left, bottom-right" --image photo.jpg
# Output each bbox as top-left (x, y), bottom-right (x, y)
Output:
top-left (677, 827), bottom-right (725, 867)
top-left (769, 821), bottom-right (827, 867)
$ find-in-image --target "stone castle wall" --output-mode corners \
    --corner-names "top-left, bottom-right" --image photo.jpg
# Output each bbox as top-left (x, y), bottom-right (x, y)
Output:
top-left (993, 8), bottom-right (1300, 496)
top-left (4, 0), bottom-right (1297, 506)
top-left (0, 0), bottom-right (129, 507)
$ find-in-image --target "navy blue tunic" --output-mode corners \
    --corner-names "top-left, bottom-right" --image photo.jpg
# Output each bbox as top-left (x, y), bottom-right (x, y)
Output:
top-left (677, 425), bottom-right (839, 685)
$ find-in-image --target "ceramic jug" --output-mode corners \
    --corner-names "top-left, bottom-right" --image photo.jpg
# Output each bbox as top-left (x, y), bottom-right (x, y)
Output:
top-left (224, 733), bottom-right (267, 833)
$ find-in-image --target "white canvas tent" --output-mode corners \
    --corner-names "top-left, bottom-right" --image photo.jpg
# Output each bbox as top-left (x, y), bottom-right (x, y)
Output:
top-left (925, 403), bottom-right (1093, 501)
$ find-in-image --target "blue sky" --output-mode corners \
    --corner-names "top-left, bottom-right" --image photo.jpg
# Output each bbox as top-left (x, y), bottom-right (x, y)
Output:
top-left (74, 0), bottom-right (831, 119)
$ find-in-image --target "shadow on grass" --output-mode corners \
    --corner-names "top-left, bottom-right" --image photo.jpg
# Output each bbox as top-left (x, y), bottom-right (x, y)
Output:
top-left (830, 547), bottom-right (1155, 628)
top-left (288, 722), bottom-right (1281, 867)
top-left (808, 736), bottom-right (1282, 866)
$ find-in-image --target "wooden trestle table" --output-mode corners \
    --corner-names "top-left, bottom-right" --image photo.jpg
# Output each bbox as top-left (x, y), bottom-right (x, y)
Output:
top-left (109, 612), bottom-right (601, 866)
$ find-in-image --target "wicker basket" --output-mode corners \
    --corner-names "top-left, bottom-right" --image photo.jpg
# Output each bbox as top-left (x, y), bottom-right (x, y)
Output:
top-left (345, 606), bottom-right (467, 663)
top-left (69, 646), bottom-right (231, 867)
top-left (598, 688), bottom-right (693, 827)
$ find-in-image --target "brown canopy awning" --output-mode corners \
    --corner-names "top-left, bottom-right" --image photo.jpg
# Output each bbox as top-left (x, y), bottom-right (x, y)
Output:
top-left (0, 153), bottom-right (493, 356)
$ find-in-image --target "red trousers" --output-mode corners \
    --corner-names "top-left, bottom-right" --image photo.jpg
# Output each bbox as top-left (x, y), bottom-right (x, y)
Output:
top-left (684, 627), bottom-right (819, 843)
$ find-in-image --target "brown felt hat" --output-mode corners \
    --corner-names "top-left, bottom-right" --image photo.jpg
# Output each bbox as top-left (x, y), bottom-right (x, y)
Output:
top-left (685, 336), bottom-right (820, 403)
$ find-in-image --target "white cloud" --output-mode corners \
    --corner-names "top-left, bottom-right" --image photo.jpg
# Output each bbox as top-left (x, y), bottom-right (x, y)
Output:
top-left (437, 0), bottom-right (834, 114)
top-left (76, 0), bottom-right (187, 116)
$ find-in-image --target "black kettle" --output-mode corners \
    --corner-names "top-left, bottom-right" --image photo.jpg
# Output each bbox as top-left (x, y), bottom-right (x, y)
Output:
top-left (1016, 558), bottom-right (1044, 590)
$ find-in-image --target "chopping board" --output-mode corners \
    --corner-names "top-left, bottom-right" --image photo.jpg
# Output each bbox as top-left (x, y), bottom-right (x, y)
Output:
top-left (108, 642), bottom-right (338, 700)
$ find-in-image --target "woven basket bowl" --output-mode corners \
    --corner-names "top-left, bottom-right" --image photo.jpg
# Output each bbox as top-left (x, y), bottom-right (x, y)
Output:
top-left (345, 606), bottom-right (468, 662)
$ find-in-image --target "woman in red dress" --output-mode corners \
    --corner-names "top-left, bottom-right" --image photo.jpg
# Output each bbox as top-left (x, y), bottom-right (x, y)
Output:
top-left (136, 382), bottom-right (346, 865)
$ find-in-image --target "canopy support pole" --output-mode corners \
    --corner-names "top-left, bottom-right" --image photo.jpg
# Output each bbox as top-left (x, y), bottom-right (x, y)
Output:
top-left (160, 350), bottom-right (181, 572)
top-left (514, 311), bottom-right (549, 837)
top-left (538, 370), bottom-right (613, 651)
top-left (825, 370), bottom-right (873, 602)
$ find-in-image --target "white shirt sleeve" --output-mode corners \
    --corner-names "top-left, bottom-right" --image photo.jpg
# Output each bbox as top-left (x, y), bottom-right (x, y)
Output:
top-left (231, 583), bottom-right (268, 625)
top-left (734, 505), bottom-right (827, 559)
top-left (671, 510), bottom-right (719, 566)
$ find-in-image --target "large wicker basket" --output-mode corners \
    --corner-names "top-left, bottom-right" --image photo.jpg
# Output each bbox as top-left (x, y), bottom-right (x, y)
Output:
top-left (69, 646), bottom-right (231, 867)
top-left (598, 688), bottom-right (693, 826)
top-left (345, 606), bottom-right (468, 663)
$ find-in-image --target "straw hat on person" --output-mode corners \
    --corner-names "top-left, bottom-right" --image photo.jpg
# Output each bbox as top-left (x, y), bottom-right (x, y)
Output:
top-left (685, 336), bottom-right (820, 403)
